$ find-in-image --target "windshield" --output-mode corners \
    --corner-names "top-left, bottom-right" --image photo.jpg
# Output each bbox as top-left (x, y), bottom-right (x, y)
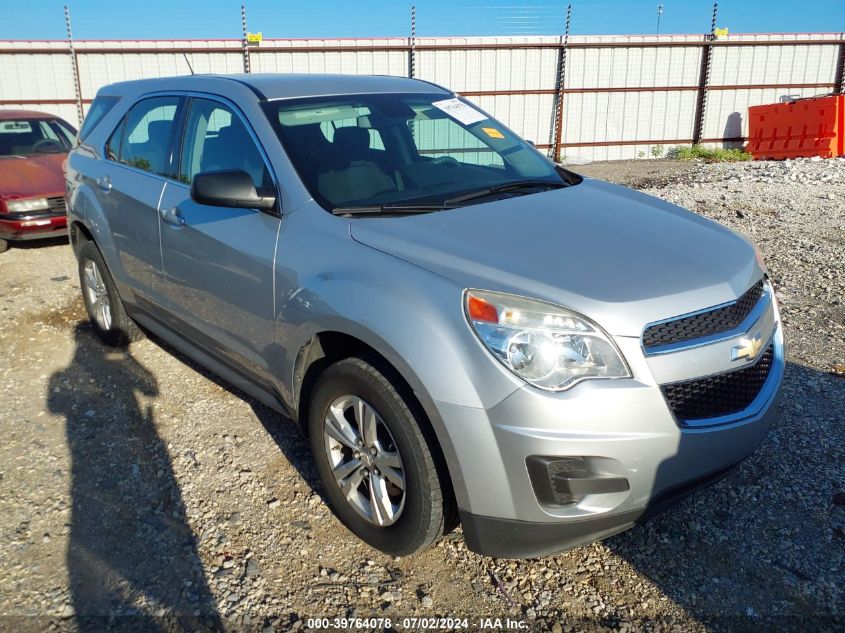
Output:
top-left (0, 118), bottom-right (75, 157)
top-left (264, 93), bottom-right (571, 212)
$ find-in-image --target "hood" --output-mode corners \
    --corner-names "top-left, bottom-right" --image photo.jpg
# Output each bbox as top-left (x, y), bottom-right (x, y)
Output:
top-left (350, 178), bottom-right (763, 337)
top-left (0, 153), bottom-right (66, 200)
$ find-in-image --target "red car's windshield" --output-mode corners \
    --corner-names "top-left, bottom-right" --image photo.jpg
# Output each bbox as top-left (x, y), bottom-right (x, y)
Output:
top-left (0, 119), bottom-right (76, 157)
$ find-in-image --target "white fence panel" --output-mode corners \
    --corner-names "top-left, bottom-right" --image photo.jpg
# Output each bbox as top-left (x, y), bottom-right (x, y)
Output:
top-left (566, 45), bottom-right (702, 89)
top-left (417, 48), bottom-right (559, 92)
top-left (251, 50), bottom-right (406, 75)
top-left (710, 43), bottom-right (839, 86)
top-left (0, 53), bottom-right (75, 102)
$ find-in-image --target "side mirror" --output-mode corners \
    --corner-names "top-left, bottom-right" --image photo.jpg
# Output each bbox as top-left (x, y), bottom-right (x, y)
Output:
top-left (525, 139), bottom-right (536, 147)
top-left (190, 170), bottom-right (276, 210)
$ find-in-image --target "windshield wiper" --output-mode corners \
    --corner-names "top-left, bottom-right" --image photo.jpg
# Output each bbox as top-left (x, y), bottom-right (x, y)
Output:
top-left (331, 203), bottom-right (453, 216)
top-left (331, 180), bottom-right (568, 215)
top-left (443, 180), bottom-right (567, 206)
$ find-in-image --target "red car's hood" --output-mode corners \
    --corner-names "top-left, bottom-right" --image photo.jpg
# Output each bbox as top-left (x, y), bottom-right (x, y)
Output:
top-left (0, 153), bottom-right (66, 200)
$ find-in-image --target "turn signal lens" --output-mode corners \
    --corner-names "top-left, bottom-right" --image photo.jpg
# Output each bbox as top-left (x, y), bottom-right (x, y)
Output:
top-left (467, 295), bottom-right (498, 323)
top-left (754, 246), bottom-right (767, 273)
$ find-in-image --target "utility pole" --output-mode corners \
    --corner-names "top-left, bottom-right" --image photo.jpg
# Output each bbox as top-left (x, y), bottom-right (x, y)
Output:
top-left (656, 3), bottom-right (664, 35)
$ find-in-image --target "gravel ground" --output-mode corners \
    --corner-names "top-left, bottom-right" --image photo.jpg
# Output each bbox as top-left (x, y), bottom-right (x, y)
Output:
top-left (0, 158), bottom-right (843, 633)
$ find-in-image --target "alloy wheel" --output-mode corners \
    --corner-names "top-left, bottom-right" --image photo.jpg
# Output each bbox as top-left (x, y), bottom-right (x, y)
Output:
top-left (82, 259), bottom-right (112, 331)
top-left (322, 395), bottom-right (406, 526)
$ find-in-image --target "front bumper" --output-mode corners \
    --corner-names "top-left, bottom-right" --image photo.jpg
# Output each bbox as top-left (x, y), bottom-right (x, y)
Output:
top-left (460, 460), bottom-right (742, 558)
top-left (439, 319), bottom-right (784, 558)
top-left (0, 212), bottom-right (68, 241)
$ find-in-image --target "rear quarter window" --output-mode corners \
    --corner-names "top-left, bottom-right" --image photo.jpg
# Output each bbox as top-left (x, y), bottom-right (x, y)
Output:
top-left (78, 96), bottom-right (119, 143)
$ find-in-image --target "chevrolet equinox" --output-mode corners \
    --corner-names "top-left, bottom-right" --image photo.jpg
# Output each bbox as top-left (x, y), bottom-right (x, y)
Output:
top-left (66, 74), bottom-right (784, 558)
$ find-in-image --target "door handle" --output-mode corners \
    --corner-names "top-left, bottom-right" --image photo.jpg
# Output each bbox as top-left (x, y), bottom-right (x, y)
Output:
top-left (96, 176), bottom-right (111, 192)
top-left (159, 206), bottom-right (186, 227)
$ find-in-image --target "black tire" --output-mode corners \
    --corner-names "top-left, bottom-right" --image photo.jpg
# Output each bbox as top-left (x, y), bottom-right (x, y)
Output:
top-left (308, 356), bottom-right (454, 556)
top-left (77, 239), bottom-right (143, 347)
top-left (0, 238), bottom-right (9, 253)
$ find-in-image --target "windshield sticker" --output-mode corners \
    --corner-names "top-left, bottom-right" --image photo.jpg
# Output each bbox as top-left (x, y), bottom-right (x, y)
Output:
top-left (481, 127), bottom-right (504, 139)
top-left (431, 98), bottom-right (487, 126)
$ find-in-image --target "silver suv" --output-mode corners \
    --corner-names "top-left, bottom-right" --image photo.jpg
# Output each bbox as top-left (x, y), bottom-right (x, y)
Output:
top-left (66, 74), bottom-right (784, 558)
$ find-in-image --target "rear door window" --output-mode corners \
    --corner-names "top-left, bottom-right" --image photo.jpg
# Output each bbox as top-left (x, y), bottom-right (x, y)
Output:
top-left (118, 97), bottom-right (181, 177)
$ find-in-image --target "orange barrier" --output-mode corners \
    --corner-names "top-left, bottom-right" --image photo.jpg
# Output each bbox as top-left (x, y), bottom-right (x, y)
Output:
top-left (746, 94), bottom-right (844, 160)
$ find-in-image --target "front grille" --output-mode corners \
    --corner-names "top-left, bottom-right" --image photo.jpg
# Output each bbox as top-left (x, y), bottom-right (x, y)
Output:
top-left (643, 280), bottom-right (765, 349)
top-left (661, 343), bottom-right (774, 423)
top-left (47, 196), bottom-right (66, 213)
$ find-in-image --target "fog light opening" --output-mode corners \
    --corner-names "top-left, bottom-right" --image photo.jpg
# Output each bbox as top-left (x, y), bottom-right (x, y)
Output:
top-left (526, 455), bottom-right (630, 508)
top-left (547, 457), bottom-right (590, 505)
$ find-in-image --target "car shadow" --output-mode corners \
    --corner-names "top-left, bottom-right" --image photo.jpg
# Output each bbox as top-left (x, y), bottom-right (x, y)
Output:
top-left (47, 324), bottom-right (223, 632)
top-left (145, 331), bottom-right (329, 512)
top-left (601, 361), bottom-right (843, 632)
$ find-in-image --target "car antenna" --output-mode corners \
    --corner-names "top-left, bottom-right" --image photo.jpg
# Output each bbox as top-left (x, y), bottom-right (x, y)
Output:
top-left (182, 52), bottom-right (195, 75)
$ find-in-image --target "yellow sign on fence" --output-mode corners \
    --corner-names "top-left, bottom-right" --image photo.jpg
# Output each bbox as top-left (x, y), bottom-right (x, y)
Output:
top-left (714, 27), bottom-right (729, 39)
top-left (247, 32), bottom-right (262, 44)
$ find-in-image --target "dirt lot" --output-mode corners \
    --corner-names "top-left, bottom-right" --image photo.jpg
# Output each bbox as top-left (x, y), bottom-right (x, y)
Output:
top-left (1, 159), bottom-right (843, 633)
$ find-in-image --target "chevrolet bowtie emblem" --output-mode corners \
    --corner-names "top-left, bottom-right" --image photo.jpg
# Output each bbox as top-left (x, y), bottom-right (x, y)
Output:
top-left (731, 333), bottom-right (763, 361)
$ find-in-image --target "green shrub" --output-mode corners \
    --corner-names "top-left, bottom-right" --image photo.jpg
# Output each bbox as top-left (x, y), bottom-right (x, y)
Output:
top-left (668, 144), bottom-right (752, 162)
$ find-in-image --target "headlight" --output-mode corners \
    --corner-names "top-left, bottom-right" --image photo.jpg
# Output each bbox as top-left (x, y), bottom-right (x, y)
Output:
top-left (464, 289), bottom-right (630, 391)
top-left (5, 197), bottom-right (50, 213)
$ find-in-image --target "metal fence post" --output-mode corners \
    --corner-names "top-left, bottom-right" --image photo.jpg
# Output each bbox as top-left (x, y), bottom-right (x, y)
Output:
top-left (64, 5), bottom-right (84, 128)
top-left (241, 4), bottom-right (251, 74)
top-left (834, 36), bottom-right (845, 94)
top-left (408, 5), bottom-right (416, 78)
top-left (692, 2), bottom-right (718, 145)
top-left (550, 4), bottom-right (572, 162)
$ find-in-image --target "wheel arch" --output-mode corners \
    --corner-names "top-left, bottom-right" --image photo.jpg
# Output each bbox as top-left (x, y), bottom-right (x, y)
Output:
top-left (67, 182), bottom-right (121, 274)
top-left (69, 219), bottom-right (95, 254)
top-left (293, 330), bottom-right (435, 438)
top-left (293, 329), bottom-right (466, 515)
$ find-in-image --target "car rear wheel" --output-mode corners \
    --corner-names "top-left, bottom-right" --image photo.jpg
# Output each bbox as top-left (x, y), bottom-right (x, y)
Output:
top-left (308, 356), bottom-right (453, 556)
top-left (77, 240), bottom-right (143, 347)
top-left (0, 238), bottom-right (9, 253)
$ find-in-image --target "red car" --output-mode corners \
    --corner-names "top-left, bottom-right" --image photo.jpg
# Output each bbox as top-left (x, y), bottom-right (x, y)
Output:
top-left (0, 110), bottom-right (77, 253)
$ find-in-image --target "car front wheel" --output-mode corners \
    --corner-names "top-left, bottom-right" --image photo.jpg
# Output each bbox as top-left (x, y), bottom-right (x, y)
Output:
top-left (309, 356), bottom-right (454, 556)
